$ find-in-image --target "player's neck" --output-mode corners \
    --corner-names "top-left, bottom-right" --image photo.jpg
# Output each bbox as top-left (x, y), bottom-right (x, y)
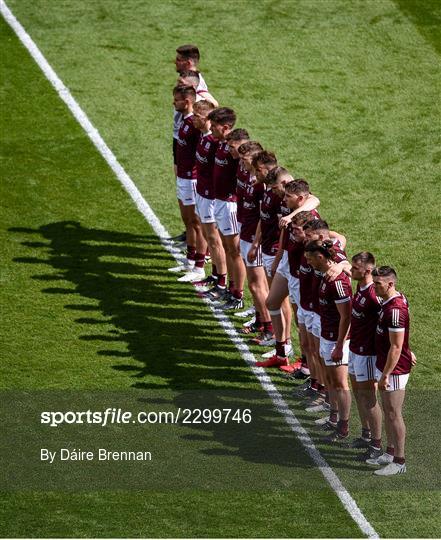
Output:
top-left (383, 286), bottom-right (398, 301)
top-left (183, 105), bottom-right (193, 117)
top-left (359, 276), bottom-right (373, 288)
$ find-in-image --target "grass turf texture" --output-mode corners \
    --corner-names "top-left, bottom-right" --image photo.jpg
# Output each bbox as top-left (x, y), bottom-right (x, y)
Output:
top-left (1, 0), bottom-right (440, 537)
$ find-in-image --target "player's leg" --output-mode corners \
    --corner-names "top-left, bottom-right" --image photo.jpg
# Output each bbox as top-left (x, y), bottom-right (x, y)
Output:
top-left (327, 364), bottom-right (351, 439)
top-left (374, 384), bottom-right (407, 475)
top-left (245, 265), bottom-right (272, 335)
top-left (380, 386), bottom-right (406, 459)
top-left (201, 222), bottom-right (227, 281)
top-left (266, 272), bottom-right (289, 347)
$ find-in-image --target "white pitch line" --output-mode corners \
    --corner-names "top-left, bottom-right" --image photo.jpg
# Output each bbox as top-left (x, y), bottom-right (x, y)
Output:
top-left (1, 2), bottom-right (379, 537)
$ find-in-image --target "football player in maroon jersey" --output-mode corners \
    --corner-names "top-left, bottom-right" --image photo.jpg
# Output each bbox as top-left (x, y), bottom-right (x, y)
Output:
top-left (349, 252), bottom-right (383, 456)
top-left (235, 141), bottom-right (273, 339)
top-left (258, 177), bottom-right (320, 368)
top-left (208, 109), bottom-right (247, 310)
top-left (192, 100), bottom-right (227, 289)
top-left (302, 220), bottom-right (349, 412)
top-left (305, 239), bottom-right (352, 442)
top-left (170, 85), bottom-right (207, 281)
top-left (369, 266), bottom-right (414, 475)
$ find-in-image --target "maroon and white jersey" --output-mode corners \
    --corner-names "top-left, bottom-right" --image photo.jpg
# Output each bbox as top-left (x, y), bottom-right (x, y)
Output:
top-left (260, 187), bottom-right (283, 256)
top-left (236, 161), bottom-right (251, 224)
top-left (312, 240), bottom-right (347, 315)
top-left (319, 272), bottom-right (352, 341)
top-left (213, 141), bottom-right (238, 201)
top-left (176, 114), bottom-right (200, 179)
top-left (299, 253), bottom-right (314, 311)
top-left (195, 132), bottom-right (217, 199)
top-left (375, 293), bottom-right (412, 375)
top-left (286, 209), bottom-right (320, 277)
top-left (350, 282), bottom-right (382, 356)
top-left (240, 180), bottom-right (265, 243)
top-left (173, 74), bottom-right (208, 139)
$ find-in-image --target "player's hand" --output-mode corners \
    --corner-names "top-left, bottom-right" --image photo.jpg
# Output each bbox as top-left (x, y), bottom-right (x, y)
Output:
top-left (279, 215), bottom-right (290, 229)
top-left (411, 352), bottom-right (417, 366)
top-left (378, 374), bottom-right (390, 391)
top-left (331, 345), bottom-right (343, 362)
top-left (325, 262), bottom-right (340, 282)
top-left (247, 246), bottom-right (257, 263)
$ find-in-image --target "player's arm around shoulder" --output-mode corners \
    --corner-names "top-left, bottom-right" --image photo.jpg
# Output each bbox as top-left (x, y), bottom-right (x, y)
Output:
top-left (198, 90), bottom-right (218, 107)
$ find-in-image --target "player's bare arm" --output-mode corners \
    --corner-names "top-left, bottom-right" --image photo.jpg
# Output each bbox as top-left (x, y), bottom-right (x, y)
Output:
top-left (248, 220), bottom-right (262, 263)
top-left (379, 330), bottom-right (405, 390)
top-left (279, 194), bottom-right (320, 228)
top-left (331, 300), bottom-right (351, 362)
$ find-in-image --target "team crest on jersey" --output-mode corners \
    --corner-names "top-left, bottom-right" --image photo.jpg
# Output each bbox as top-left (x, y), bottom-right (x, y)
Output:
top-left (205, 141), bottom-right (211, 149)
top-left (360, 297), bottom-right (366, 305)
top-left (183, 125), bottom-right (189, 133)
top-left (321, 282), bottom-right (326, 291)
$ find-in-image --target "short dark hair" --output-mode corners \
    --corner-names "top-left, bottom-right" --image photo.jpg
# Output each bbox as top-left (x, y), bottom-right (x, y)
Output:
top-left (178, 70), bottom-right (200, 84)
top-left (352, 251), bottom-right (376, 266)
top-left (303, 218), bottom-right (329, 232)
top-left (208, 107), bottom-right (236, 127)
top-left (226, 128), bottom-right (250, 142)
top-left (305, 239), bottom-right (335, 260)
top-left (265, 166), bottom-right (291, 186)
top-left (176, 44), bottom-right (200, 63)
top-left (285, 179), bottom-right (310, 195)
top-left (173, 84), bottom-right (196, 101)
top-left (252, 150), bottom-right (277, 169)
top-left (238, 141), bottom-right (263, 156)
top-left (372, 265), bottom-right (397, 281)
top-left (292, 211), bottom-right (316, 226)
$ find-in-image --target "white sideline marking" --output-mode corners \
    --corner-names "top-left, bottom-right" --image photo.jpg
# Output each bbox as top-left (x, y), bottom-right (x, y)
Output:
top-left (1, 2), bottom-right (379, 538)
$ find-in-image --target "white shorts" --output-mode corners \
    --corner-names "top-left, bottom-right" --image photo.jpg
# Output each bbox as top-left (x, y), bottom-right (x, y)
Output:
top-left (177, 177), bottom-right (197, 206)
top-left (297, 307), bottom-right (314, 333)
top-left (214, 199), bottom-right (239, 236)
top-left (320, 338), bottom-right (350, 367)
top-left (312, 312), bottom-right (321, 339)
top-left (288, 274), bottom-right (300, 306)
top-left (195, 193), bottom-right (215, 223)
top-left (262, 253), bottom-right (276, 277)
top-left (375, 368), bottom-right (409, 391)
top-left (240, 239), bottom-right (262, 267)
top-left (348, 351), bottom-right (377, 382)
top-left (276, 250), bottom-right (290, 280)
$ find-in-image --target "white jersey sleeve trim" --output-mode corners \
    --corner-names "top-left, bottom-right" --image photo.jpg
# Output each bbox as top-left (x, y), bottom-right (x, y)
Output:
top-left (335, 297), bottom-right (351, 304)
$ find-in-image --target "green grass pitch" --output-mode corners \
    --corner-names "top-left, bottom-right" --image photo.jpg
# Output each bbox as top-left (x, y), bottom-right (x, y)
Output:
top-left (1, 0), bottom-right (440, 537)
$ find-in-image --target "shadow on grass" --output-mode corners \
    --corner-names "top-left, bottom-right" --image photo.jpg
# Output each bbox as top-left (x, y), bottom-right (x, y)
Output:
top-left (10, 221), bottom-right (331, 476)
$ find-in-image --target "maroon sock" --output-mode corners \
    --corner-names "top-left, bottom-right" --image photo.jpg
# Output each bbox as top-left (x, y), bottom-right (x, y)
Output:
top-left (186, 245), bottom-right (196, 261)
top-left (228, 280), bottom-right (235, 293)
top-left (263, 321), bottom-right (273, 333)
top-left (337, 419), bottom-right (349, 437)
top-left (275, 340), bottom-right (285, 357)
top-left (393, 456), bottom-right (405, 465)
top-left (232, 289), bottom-right (243, 300)
top-left (255, 311), bottom-right (261, 325)
top-left (195, 252), bottom-right (205, 269)
top-left (386, 446), bottom-right (395, 456)
top-left (370, 438), bottom-right (381, 450)
top-left (217, 274), bottom-right (226, 288)
top-left (310, 378), bottom-right (318, 391)
top-left (329, 410), bottom-right (338, 424)
top-left (212, 264), bottom-right (218, 277)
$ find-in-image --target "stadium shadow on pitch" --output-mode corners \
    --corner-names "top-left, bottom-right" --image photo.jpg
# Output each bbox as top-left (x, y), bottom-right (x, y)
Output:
top-left (10, 222), bottom-right (255, 390)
